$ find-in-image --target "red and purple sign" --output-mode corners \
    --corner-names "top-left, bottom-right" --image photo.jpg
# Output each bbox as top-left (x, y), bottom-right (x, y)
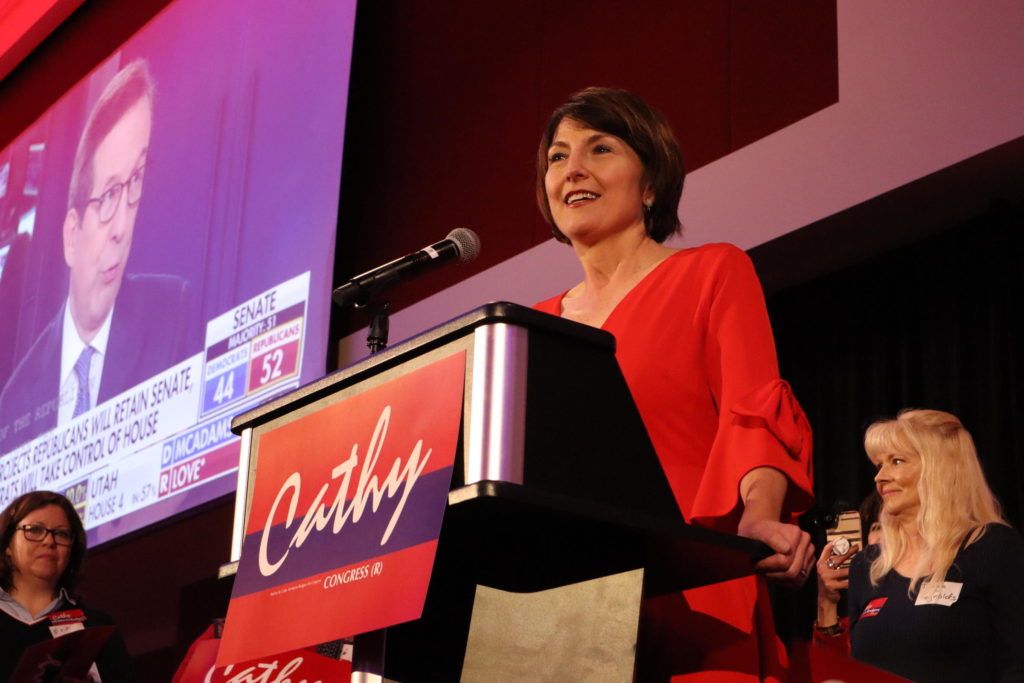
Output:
top-left (173, 628), bottom-right (351, 683)
top-left (217, 351), bottom-right (466, 666)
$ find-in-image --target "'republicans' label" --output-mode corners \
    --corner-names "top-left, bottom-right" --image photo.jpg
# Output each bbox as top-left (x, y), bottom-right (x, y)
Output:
top-left (201, 272), bottom-right (309, 417)
top-left (217, 351), bottom-right (466, 667)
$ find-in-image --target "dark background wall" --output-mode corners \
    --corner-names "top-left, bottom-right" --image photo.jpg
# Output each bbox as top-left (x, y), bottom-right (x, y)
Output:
top-left (768, 198), bottom-right (1024, 531)
top-left (2, 1), bottom-right (1022, 680)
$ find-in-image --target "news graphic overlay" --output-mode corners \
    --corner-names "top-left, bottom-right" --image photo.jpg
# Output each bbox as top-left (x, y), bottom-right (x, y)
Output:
top-left (0, 356), bottom-right (206, 535)
top-left (0, 273), bottom-right (311, 548)
top-left (200, 273), bottom-right (309, 419)
top-left (153, 273), bottom-right (311, 504)
top-left (218, 352), bottom-right (467, 666)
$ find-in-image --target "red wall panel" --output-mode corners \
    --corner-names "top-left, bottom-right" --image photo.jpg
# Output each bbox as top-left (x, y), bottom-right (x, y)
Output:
top-left (333, 0), bottom-right (837, 334)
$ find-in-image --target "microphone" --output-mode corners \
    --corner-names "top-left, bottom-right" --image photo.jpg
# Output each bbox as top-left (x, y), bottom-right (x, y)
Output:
top-left (332, 228), bottom-right (481, 308)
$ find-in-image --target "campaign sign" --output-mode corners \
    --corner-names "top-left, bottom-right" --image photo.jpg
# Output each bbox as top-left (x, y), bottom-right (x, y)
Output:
top-left (173, 630), bottom-right (350, 683)
top-left (217, 351), bottom-right (466, 666)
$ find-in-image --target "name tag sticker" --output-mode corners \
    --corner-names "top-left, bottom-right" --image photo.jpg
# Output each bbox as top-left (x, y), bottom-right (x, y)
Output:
top-left (915, 581), bottom-right (963, 607)
top-left (46, 609), bottom-right (88, 638)
top-left (50, 621), bottom-right (86, 638)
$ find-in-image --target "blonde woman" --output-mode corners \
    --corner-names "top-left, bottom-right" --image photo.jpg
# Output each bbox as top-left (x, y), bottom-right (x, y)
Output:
top-left (849, 410), bottom-right (1024, 682)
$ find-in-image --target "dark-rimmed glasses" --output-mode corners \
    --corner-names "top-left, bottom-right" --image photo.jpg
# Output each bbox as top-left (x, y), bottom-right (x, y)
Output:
top-left (83, 163), bottom-right (147, 223)
top-left (16, 523), bottom-right (74, 546)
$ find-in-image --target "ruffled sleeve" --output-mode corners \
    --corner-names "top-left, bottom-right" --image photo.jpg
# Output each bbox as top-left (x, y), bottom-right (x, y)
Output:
top-left (687, 246), bottom-right (814, 530)
top-left (690, 378), bottom-right (814, 529)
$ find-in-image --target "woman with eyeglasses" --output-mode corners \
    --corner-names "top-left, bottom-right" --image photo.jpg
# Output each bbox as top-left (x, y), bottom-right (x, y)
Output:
top-left (1, 490), bottom-right (131, 682)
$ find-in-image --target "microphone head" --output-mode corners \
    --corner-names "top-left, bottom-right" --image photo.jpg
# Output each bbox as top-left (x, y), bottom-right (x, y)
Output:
top-left (447, 228), bottom-right (481, 264)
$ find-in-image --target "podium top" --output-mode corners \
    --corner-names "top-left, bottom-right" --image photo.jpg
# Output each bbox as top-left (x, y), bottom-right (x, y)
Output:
top-left (231, 301), bottom-right (610, 435)
top-left (227, 299), bottom-right (774, 597)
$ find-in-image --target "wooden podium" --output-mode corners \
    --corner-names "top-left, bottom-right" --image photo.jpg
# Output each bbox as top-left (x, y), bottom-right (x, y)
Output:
top-left (229, 302), bottom-right (769, 682)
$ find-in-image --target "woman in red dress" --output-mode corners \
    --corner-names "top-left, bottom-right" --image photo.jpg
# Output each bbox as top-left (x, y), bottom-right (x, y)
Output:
top-left (533, 87), bottom-right (815, 681)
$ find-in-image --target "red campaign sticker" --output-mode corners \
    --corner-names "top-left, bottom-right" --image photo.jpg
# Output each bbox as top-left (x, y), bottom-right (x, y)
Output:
top-left (48, 609), bottom-right (86, 625)
top-left (860, 597), bottom-right (887, 619)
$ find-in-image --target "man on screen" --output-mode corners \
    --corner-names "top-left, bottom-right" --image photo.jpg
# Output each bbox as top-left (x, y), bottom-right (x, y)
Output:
top-left (0, 59), bottom-right (189, 453)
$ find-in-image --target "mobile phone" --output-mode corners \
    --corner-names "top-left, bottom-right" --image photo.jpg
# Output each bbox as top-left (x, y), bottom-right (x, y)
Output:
top-left (826, 510), bottom-right (862, 569)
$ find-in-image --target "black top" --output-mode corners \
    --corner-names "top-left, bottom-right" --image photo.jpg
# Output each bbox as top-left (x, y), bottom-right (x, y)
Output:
top-left (0, 602), bottom-right (132, 682)
top-left (849, 523), bottom-right (1024, 682)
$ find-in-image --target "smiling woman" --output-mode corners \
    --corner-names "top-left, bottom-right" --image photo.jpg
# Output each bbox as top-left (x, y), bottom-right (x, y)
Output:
top-left (871, 450), bottom-right (922, 519)
top-left (534, 87), bottom-right (815, 682)
top-left (535, 87), bottom-right (683, 248)
top-left (0, 490), bottom-right (132, 681)
top-left (544, 121), bottom-right (648, 247)
top-left (848, 410), bottom-right (1024, 682)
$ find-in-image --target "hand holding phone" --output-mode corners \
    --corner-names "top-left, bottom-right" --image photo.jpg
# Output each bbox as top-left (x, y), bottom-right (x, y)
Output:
top-left (825, 510), bottom-right (862, 569)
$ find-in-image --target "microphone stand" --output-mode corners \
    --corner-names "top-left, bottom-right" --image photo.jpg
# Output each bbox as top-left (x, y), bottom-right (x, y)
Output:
top-left (333, 229), bottom-right (480, 355)
top-left (359, 299), bottom-right (390, 354)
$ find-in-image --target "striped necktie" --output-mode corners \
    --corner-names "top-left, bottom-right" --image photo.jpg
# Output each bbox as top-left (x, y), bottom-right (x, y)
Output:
top-left (72, 346), bottom-right (96, 418)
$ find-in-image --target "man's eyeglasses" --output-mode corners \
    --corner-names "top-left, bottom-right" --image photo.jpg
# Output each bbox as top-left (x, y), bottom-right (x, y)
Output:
top-left (16, 523), bottom-right (74, 546)
top-left (84, 163), bottom-right (147, 223)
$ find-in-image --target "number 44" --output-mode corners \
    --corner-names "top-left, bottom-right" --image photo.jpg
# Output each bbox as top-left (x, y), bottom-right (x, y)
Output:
top-left (213, 371), bottom-right (235, 405)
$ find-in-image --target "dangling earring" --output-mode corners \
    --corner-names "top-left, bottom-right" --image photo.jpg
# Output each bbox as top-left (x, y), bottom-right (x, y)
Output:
top-left (643, 196), bottom-right (654, 211)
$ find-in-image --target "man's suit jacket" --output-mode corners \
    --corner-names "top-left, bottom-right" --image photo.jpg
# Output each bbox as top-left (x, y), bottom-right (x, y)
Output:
top-left (0, 273), bottom-right (191, 454)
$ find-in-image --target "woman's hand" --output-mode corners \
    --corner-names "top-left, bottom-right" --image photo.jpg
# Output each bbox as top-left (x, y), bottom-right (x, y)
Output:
top-left (815, 540), bottom-right (859, 627)
top-left (816, 540), bottom-right (859, 604)
top-left (737, 517), bottom-right (816, 589)
top-left (737, 467), bottom-right (815, 588)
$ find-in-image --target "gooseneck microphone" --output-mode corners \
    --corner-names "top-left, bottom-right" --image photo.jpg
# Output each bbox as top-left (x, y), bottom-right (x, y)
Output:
top-left (332, 228), bottom-right (481, 308)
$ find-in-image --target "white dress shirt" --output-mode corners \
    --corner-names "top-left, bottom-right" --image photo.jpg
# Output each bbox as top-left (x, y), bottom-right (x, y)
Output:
top-left (57, 300), bottom-right (114, 426)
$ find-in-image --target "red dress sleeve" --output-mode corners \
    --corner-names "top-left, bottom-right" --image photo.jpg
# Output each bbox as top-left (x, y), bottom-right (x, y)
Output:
top-left (534, 244), bottom-right (813, 531)
top-left (689, 245), bottom-right (813, 530)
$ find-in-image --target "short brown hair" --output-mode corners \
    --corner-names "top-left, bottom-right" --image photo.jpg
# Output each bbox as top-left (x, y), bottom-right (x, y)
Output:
top-left (536, 87), bottom-right (685, 244)
top-left (67, 59), bottom-right (155, 212)
top-left (0, 491), bottom-right (88, 593)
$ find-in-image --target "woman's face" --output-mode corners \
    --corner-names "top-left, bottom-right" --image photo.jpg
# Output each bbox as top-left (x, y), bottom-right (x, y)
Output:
top-left (5, 504), bottom-right (72, 591)
top-left (873, 451), bottom-right (922, 519)
top-left (544, 118), bottom-right (648, 245)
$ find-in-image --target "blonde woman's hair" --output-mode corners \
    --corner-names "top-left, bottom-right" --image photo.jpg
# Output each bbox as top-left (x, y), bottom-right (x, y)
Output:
top-left (864, 409), bottom-right (1006, 596)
